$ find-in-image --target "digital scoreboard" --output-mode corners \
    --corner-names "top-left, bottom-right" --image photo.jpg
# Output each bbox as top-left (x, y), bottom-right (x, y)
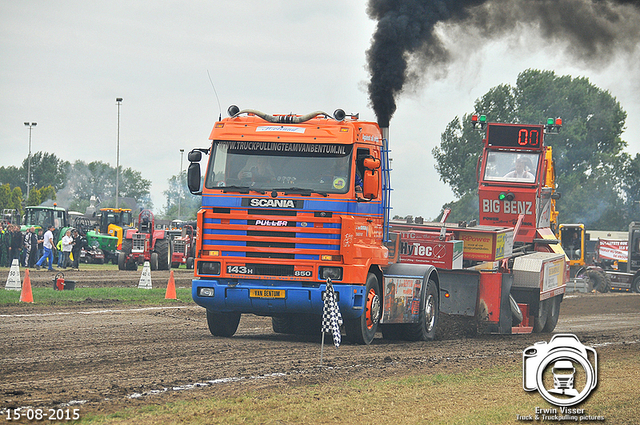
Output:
top-left (486, 124), bottom-right (543, 149)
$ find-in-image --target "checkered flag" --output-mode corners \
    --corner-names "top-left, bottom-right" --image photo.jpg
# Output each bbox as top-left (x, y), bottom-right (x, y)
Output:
top-left (322, 278), bottom-right (343, 348)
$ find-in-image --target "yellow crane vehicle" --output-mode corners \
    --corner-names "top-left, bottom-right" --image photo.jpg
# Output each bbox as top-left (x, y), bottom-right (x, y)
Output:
top-left (97, 208), bottom-right (134, 250)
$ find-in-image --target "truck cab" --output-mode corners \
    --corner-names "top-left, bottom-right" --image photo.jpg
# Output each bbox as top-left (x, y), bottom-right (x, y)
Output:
top-left (476, 118), bottom-right (562, 246)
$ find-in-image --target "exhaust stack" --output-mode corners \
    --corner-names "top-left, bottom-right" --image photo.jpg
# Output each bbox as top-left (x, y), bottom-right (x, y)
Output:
top-left (381, 126), bottom-right (389, 143)
top-left (379, 126), bottom-right (391, 243)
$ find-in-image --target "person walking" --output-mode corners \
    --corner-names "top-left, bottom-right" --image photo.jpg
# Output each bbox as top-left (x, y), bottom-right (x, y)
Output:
top-left (61, 229), bottom-right (73, 269)
top-left (36, 225), bottom-right (56, 271)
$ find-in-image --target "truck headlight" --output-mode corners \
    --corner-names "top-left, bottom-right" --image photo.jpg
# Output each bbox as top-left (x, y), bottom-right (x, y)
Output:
top-left (198, 261), bottom-right (221, 275)
top-left (320, 267), bottom-right (342, 281)
top-left (198, 287), bottom-right (215, 297)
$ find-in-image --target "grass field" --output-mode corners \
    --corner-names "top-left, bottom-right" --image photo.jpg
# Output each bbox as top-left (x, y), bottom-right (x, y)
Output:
top-left (0, 287), bottom-right (193, 306)
top-left (75, 350), bottom-right (639, 425)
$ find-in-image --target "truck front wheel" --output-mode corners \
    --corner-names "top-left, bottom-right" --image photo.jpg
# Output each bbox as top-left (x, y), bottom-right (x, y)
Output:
top-left (344, 273), bottom-right (381, 345)
top-left (206, 309), bottom-right (241, 337)
top-left (404, 278), bottom-right (439, 341)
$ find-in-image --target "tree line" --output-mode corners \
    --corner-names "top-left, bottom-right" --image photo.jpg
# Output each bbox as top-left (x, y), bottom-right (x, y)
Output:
top-left (0, 152), bottom-right (201, 221)
top-left (0, 153), bottom-right (152, 217)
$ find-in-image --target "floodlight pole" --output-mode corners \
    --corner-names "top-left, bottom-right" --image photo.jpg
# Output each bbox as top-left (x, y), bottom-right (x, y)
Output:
top-left (115, 98), bottom-right (123, 208)
top-left (179, 148), bottom-right (184, 217)
top-left (24, 122), bottom-right (37, 199)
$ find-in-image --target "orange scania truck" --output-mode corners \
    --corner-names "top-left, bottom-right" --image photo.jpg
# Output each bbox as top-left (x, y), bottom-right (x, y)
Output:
top-left (187, 106), bottom-right (567, 345)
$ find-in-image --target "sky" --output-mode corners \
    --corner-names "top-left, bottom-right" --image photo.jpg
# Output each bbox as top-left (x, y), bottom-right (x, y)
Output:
top-left (1, 1), bottom-right (639, 220)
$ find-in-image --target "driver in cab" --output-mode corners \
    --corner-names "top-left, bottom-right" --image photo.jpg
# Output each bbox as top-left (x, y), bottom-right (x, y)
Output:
top-left (504, 157), bottom-right (534, 182)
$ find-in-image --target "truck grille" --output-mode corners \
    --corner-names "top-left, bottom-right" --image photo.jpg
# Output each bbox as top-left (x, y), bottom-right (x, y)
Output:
top-left (131, 233), bottom-right (147, 253)
top-left (202, 208), bottom-right (341, 269)
top-left (173, 240), bottom-right (186, 254)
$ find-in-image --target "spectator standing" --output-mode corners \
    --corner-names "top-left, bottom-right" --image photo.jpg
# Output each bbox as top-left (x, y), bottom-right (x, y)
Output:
top-left (61, 229), bottom-right (73, 269)
top-left (22, 227), bottom-right (34, 267)
top-left (71, 229), bottom-right (82, 269)
top-left (11, 225), bottom-right (23, 262)
top-left (36, 225), bottom-right (56, 271)
top-left (29, 227), bottom-right (38, 267)
top-left (56, 238), bottom-right (64, 268)
top-left (0, 223), bottom-right (8, 267)
top-left (36, 228), bottom-right (44, 260)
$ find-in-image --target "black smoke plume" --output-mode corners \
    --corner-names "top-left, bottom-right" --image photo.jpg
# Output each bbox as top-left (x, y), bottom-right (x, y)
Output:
top-left (366, 0), bottom-right (640, 127)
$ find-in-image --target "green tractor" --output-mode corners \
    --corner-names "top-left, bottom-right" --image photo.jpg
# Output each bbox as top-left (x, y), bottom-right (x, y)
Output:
top-left (22, 204), bottom-right (72, 244)
top-left (73, 216), bottom-right (118, 264)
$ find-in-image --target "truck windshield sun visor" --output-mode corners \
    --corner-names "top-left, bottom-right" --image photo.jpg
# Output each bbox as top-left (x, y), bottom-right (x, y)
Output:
top-left (204, 141), bottom-right (353, 194)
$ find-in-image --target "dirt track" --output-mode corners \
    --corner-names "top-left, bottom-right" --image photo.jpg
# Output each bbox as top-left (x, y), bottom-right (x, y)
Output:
top-left (1, 270), bottom-right (639, 420)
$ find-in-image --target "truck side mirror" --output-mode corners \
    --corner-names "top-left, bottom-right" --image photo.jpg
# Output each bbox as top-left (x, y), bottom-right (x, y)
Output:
top-left (187, 162), bottom-right (202, 195)
top-left (188, 150), bottom-right (202, 162)
top-left (362, 157), bottom-right (381, 200)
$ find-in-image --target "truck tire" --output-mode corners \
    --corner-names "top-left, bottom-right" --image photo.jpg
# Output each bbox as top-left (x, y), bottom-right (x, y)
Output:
top-left (156, 238), bottom-right (170, 270)
top-left (117, 251), bottom-right (126, 270)
top-left (122, 238), bottom-right (132, 255)
top-left (206, 309), bottom-right (241, 337)
top-left (344, 273), bottom-right (381, 345)
top-left (510, 294), bottom-right (523, 326)
top-left (150, 252), bottom-right (159, 271)
top-left (586, 269), bottom-right (609, 293)
top-left (272, 315), bottom-right (293, 334)
top-left (632, 276), bottom-right (640, 293)
top-left (542, 296), bottom-right (561, 333)
top-left (404, 278), bottom-right (439, 341)
top-left (533, 300), bottom-right (548, 333)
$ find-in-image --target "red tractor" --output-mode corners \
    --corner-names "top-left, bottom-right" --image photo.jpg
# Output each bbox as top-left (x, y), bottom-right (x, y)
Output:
top-left (171, 223), bottom-right (196, 269)
top-left (118, 209), bottom-right (171, 271)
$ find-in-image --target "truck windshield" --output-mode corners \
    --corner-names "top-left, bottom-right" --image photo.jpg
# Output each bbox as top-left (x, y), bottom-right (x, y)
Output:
top-left (205, 141), bottom-right (353, 194)
top-left (483, 151), bottom-right (539, 183)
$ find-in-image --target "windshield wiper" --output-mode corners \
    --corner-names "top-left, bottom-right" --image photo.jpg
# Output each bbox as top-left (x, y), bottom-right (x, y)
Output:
top-left (273, 187), bottom-right (328, 197)
top-left (222, 185), bottom-right (266, 195)
top-left (222, 185), bottom-right (251, 194)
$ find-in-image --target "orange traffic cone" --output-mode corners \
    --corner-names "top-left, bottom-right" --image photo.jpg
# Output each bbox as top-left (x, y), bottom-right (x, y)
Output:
top-left (165, 270), bottom-right (177, 300)
top-left (20, 269), bottom-right (34, 303)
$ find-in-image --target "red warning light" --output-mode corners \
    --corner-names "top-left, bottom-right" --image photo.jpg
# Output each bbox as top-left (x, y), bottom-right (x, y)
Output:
top-left (555, 118), bottom-right (562, 126)
top-left (471, 114), bottom-right (478, 122)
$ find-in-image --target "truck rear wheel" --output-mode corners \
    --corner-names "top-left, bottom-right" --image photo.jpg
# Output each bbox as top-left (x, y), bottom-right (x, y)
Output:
top-left (344, 273), bottom-right (380, 345)
top-left (533, 300), bottom-right (548, 333)
top-left (404, 278), bottom-right (439, 341)
top-left (542, 296), bottom-right (561, 333)
top-left (206, 309), bottom-right (241, 337)
top-left (632, 276), bottom-right (640, 293)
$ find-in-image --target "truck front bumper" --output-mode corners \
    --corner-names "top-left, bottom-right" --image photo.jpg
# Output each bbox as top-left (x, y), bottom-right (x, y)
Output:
top-left (191, 278), bottom-right (366, 319)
